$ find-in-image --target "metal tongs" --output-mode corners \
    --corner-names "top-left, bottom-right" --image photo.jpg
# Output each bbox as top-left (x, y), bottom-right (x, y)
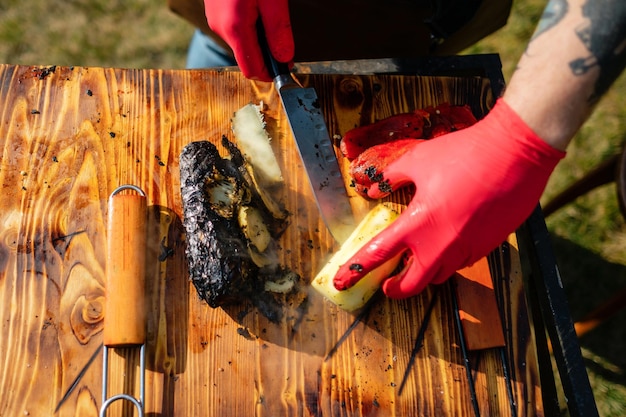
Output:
top-left (100, 184), bottom-right (148, 416)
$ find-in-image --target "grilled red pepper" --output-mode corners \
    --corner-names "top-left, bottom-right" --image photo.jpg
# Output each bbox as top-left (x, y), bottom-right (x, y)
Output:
top-left (340, 104), bottom-right (478, 159)
top-left (423, 103), bottom-right (478, 138)
top-left (344, 104), bottom-right (479, 198)
top-left (340, 110), bottom-right (429, 159)
top-left (349, 139), bottom-right (425, 197)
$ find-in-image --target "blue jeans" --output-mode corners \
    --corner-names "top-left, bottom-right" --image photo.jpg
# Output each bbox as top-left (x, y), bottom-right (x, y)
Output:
top-left (186, 29), bottom-right (237, 69)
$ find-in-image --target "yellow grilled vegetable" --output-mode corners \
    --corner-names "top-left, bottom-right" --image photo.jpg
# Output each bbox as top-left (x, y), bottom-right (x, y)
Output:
top-left (311, 203), bottom-right (402, 311)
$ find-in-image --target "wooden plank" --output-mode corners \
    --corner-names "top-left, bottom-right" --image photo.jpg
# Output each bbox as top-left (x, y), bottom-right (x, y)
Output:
top-left (454, 257), bottom-right (506, 351)
top-left (0, 64), bottom-right (541, 416)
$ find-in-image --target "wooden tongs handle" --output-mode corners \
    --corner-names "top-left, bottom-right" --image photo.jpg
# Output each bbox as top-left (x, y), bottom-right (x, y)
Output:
top-left (104, 185), bottom-right (147, 347)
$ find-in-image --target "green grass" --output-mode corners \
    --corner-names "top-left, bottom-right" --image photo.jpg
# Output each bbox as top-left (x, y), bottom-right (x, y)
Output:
top-left (0, 0), bottom-right (193, 69)
top-left (1, 0), bottom-right (625, 414)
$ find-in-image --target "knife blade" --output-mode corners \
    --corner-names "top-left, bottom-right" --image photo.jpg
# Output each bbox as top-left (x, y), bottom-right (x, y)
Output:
top-left (257, 23), bottom-right (355, 243)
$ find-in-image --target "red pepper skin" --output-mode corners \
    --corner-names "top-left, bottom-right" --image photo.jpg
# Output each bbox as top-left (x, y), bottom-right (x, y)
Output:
top-left (340, 110), bottom-right (428, 159)
top-left (343, 104), bottom-right (479, 196)
top-left (340, 104), bottom-right (477, 159)
top-left (349, 139), bottom-right (425, 197)
top-left (423, 103), bottom-right (478, 138)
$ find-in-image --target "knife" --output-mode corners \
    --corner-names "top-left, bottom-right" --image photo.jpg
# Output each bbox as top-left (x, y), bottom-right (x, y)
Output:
top-left (257, 22), bottom-right (355, 244)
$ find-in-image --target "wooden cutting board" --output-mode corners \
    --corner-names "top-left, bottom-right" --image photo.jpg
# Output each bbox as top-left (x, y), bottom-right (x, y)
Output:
top-left (0, 64), bottom-right (543, 416)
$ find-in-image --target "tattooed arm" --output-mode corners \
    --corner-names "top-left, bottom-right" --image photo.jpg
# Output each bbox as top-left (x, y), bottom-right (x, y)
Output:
top-left (504, 0), bottom-right (626, 151)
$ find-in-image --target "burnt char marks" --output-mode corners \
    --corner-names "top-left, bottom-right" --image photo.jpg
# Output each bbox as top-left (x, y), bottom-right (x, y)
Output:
top-left (180, 141), bottom-right (254, 308)
top-left (180, 140), bottom-right (302, 323)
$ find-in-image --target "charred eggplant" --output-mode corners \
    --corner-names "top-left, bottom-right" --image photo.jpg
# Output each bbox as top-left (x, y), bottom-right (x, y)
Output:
top-left (180, 139), bottom-right (301, 322)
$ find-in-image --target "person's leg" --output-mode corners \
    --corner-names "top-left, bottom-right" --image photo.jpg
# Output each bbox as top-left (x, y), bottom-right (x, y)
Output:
top-left (186, 29), bottom-right (237, 69)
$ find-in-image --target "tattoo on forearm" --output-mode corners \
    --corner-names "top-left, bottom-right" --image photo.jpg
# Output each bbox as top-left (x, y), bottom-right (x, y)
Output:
top-left (532, 0), bottom-right (568, 41)
top-left (528, 0), bottom-right (626, 103)
top-left (570, 0), bottom-right (626, 102)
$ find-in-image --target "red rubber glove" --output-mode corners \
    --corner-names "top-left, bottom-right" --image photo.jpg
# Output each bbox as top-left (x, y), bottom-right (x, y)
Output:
top-left (333, 99), bottom-right (566, 298)
top-left (203, 0), bottom-right (294, 81)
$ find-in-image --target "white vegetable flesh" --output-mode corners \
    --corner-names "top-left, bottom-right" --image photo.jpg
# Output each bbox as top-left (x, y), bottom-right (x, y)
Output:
top-left (244, 162), bottom-right (287, 220)
top-left (238, 205), bottom-right (271, 253)
top-left (232, 102), bottom-right (284, 187)
top-left (264, 271), bottom-right (298, 294)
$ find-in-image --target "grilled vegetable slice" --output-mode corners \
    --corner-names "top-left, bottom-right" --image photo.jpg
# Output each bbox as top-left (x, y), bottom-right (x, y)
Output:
top-left (238, 205), bottom-right (272, 253)
top-left (222, 136), bottom-right (288, 220)
top-left (232, 102), bottom-right (283, 187)
top-left (311, 203), bottom-right (403, 311)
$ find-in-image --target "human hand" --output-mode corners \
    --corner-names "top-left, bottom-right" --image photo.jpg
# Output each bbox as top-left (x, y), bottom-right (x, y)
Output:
top-left (203, 0), bottom-right (294, 81)
top-left (333, 99), bottom-right (565, 298)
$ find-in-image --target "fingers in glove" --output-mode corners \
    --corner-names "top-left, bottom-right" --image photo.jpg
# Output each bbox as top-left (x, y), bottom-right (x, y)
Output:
top-left (231, 36), bottom-right (271, 82)
top-left (333, 220), bottom-right (409, 291)
top-left (380, 256), bottom-right (432, 299)
top-left (258, 0), bottom-right (294, 63)
top-left (366, 159), bottom-right (413, 199)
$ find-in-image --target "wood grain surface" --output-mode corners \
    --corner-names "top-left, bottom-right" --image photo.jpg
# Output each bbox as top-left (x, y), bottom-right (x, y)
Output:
top-left (0, 64), bottom-right (543, 416)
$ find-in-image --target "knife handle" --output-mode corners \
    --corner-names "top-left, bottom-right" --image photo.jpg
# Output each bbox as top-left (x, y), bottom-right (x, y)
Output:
top-left (104, 185), bottom-right (147, 347)
top-left (256, 19), bottom-right (291, 80)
